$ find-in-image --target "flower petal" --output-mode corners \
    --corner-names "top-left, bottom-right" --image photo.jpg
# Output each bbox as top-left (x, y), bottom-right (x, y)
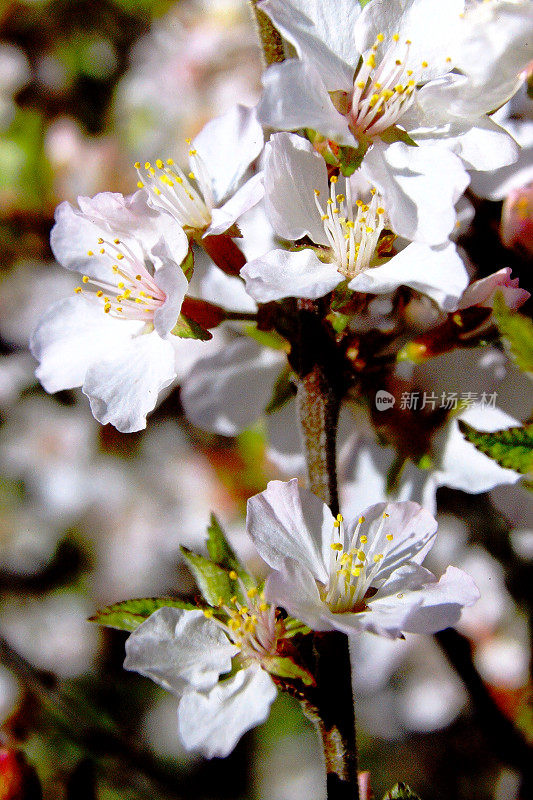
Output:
top-left (180, 339), bottom-right (284, 436)
top-left (153, 263), bottom-right (188, 337)
top-left (124, 608), bottom-right (238, 694)
top-left (349, 241), bottom-right (468, 311)
top-left (399, 565), bottom-right (480, 634)
top-left (247, 478), bottom-right (332, 582)
top-left (242, 248), bottom-right (343, 303)
top-left (83, 331), bottom-right (176, 432)
top-left (178, 664), bottom-right (276, 758)
top-left (257, 59), bottom-right (356, 146)
top-left (265, 560), bottom-right (331, 631)
top-left (193, 105), bottom-right (264, 206)
top-left (259, 0), bottom-right (357, 91)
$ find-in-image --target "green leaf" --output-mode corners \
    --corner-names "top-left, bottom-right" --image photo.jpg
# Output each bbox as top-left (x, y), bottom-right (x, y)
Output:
top-left (89, 597), bottom-right (197, 632)
top-left (380, 126), bottom-right (418, 147)
top-left (171, 313), bottom-right (212, 341)
top-left (181, 248), bottom-right (194, 281)
top-left (459, 421), bottom-right (533, 475)
top-left (383, 783), bottom-right (422, 800)
top-left (244, 324), bottom-right (289, 351)
top-left (338, 140), bottom-right (370, 176)
top-left (263, 656), bottom-right (316, 687)
top-left (494, 292), bottom-right (533, 375)
top-left (265, 366), bottom-right (296, 414)
top-left (181, 547), bottom-right (232, 606)
top-left (206, 514), bottom-right (240, 569)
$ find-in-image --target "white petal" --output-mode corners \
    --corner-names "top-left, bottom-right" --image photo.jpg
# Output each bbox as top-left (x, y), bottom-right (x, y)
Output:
top-left (354, 0), bottom-right (464, 82)
top-left (193, 105), bottom-right (264, 206)
top-left (265, 560), bottom-right (332, 631)
top-left (257, 59), bottom-right (356, 146)
top-left (83, 331), bottom-right (176, 432)
top-left (259, 0), bottom-right (357, 91)
top-left (124, 608), bottom-right (238, 694)
top-left (349, 242), bottom-right (468, 311)
top-left (30, 296), bottom-right (141, 393)
top-left (265, 399), bottom-right (306, 477)
top-left (242, 248), bottom-right (343, 303)
top-left (153, 263), bottom-right (188, 337)
top-left (207, 173), bottom-right (264, 236)
top-left (362, 141), bottom-right (469, 245)
top-left (263, 132), bottom-right (329, 244)
top-left (247, 478), bottom-right (332, 582)
top-left (332, 596), bottom-right (421, 639)
top-left (178, 665), bottom-right (276, 758)
top-left (180, 339), bottom-right (283, 436)
top-left (399, 565), bottom-right (480, 634)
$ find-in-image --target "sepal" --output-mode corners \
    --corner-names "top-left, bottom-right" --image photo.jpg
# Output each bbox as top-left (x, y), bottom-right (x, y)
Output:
top-left (90, 597), bottom-right (198, 632)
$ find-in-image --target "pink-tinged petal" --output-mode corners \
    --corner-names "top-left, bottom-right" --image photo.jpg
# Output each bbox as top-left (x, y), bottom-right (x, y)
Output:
top-left (193, 105), bottom-right (264, 206)
top-left (206, 173), bottom-right (264, 237)
top-left (501, 183), bottom-right (533, 257)
top-left (349, 241), bottom-right (468, 311)
top-left (259, 0), bottom-right (356, 91)
top-left (152, 263), bottom-right (188, 337)
top-left (180, 339), bottom-right (284, 436)
top-left (83, 332), bottom-right (176, 433)
top-left (124, 608), bottom-right (238, 694)
top-left (242, 248), bottom-right (343, 303)
top-left (30, 296), bottom-right (141, 393)
top-left (247, 479), bottom-right (332, 582)
top-left (399, 565), bottom-right (480, 634)
top-left (362, 141), bottom-right (469, 246)
top-left (264, 133), bottom-right (330, 244)
top-left (258, 59), bottom-right (356, 146)
top-left (458, 268), bottom-right (530, 311)
top-left (354, 0), bottom-right (464, 83)
top-left (265, 560), bottom-right (331, 631)
top-left (178, 665), bottom-right (276, 758)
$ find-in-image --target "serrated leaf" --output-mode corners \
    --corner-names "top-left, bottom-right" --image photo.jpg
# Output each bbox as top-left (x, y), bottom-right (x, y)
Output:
top-left (494, 292), bottom-right (533, 375)
top-left (380, 126), bottom-right (418, 147)
top-left (383, 783), bottom-right (422, 800)
top-left (265, 365), bottom-right (296, 414)
top-left (206, 514), bottom-right (239, 568)
top-left (181, 547), bottom-right (232, 606)
top-left (264, 656), bottom-right (316, 686)
top-left (171, 313), bottom-right (212, 341)
top-left (89, 597), bottom-right (197, 632)
top-left (459, 421), bottom-right (533, 475)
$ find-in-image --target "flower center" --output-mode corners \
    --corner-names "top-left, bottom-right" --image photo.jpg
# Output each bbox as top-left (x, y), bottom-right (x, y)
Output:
top-left (135, 142), bottom-right (213, 230)
top-left (348, 32), bottom-right (438, 138)
top-left (314, 175), bottom-right (387, 279)
top-left (74, 236), bottom-right (166, 321)
top-left (324, 512), bottom-right (393, 614)
top-left (204, 573), bottom-right (281, 665)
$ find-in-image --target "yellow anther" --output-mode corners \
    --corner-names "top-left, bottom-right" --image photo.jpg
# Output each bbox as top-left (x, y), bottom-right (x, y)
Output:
top-left (376, 33), bottom-right (384, 43)
top-left (229, 570), bottom-right (238, 580)
top-left (405, 39), bottom-right (412, 45)
top-left (337, 568), bottom-right (350, 579)
top-left (117, 282), bottom-right (125, 289)
top-left (96, 290), bottom-right (103, 297)
top-left (134, 161), bottom-right (140, 169)
top-left (97, 238), bottom-right (104, 244)
top-left (123, 289), bottom-right (131, 298)
top-left (185, 138), bottom-right (191, 144)
top-left (82, 275), bottom-right (89, 284)
top-left (374, 553), bottom-right (384, 562)
top-left (99, 248), bottom-right (105, 254)
top-left (331, 542), bottom-right (343, 551)
top-left (149, 167), bottom-right (155, 175)
top-left (166, 158), bottom-right (174, 165)
top-left (189, 149), bottom-right (197, 156)
top-left (116, 307), bottom-right (123, 312)
top-left (203, 608), bottom-right (214, 618)
top-left (247, 587), bottom-right (258, 598)
top-left (366, 226), bottom-right (374, 234)
top-left (134, 298), bottom-right (143, 304)
top-left (230, 595), bottom-right (238, 604)
top-left (386, 534), bottom-right (394, 541)
top-left (239, 606), bottom-right (249, 617)
top-left (330, 175), bottom-right (338, 184)
top-left (217, 596), bottom-right (224, 606)
top-left (383, 513), bottom-right (390, 518)
top-left (351, 568), bottom-right (361, 577)
top-left (188, 171), bottom-right (195, 180)
top-left (327, 198), bottom-right (334, 205)
top-left (395, 59), bottom-right (402, 66)
top-left (74, 287), bottom-right (82, 294)
top-left (321, 214), bottom-right (329, 221)
top-left (357, 550), bottom-right (366, 561)
top-left (340, 553), bottom-right (352, 565)
top-left (259, 602), bottom-right (268, 612)
top-left (337, 514), bottom-right (343, 522)
top-left (422, 61), bottom-right (428, 68)
top-left (135, 274), bottom-right (142, 280)
top-left (356, 199), bottom-right (363, 207)
top-left (117, 253), bottom-right (124, 260)
top-left (446, 57), bottom-right (452, 63)
top-left (394, 84), bottom-right (405, 93)
top-left (104, 304), bottom-right (111, 313)
top-left (359, 516), bottom-right (365, 524)
top-left (360, 535), bottom-right (368, 544)
top-left (228, 618), bottom-right (241, 631)
top-left (393, 33), bottom-right (400, 42)
top-left (156, 159), bottom-right (164, 169)
top-left (314, 189), bottom-right (320, 196)
top-left (137, 181), bottom-right (144, 189)
top-left (333, 208), bottom-right (340, 214)
top-left (112, 266), bottom-right (118, 272)
top-left (366, 53), bottom-right (376, 68)
top-left (407, 69), bottom-right (413, 76)
top-left (87, 250), bottom-right (94, 256)
top-left (154, 187), bottom-right (161, 195)
top-left (144, 162), bottom-right (151, 169)
top-left (357, 80), bottom-right (366, 89)
top-left (377, 207), bottom-right (385, 215)
top-left (346, 220), bottom-right (354, 229)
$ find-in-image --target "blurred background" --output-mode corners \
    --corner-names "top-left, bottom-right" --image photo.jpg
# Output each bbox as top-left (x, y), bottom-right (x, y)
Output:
top-left (0, 1), bottom-right (532, 798)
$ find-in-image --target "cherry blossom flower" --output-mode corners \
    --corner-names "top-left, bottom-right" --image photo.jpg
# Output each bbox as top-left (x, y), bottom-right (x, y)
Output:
top-left (256, 0), bottom-right (532, 236)
top-left (30, 191), bottom-right (190, 432)
top-left (241, 132), bottom-right (468, 308)
top-left (134, 104), bottom-right (264, 237)
top-left (124, 588), bottom-right (291, 757)
top-left (247, 479), bottom-right (479, 638)
top-left (457, 267), bottom-right (530, 310)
